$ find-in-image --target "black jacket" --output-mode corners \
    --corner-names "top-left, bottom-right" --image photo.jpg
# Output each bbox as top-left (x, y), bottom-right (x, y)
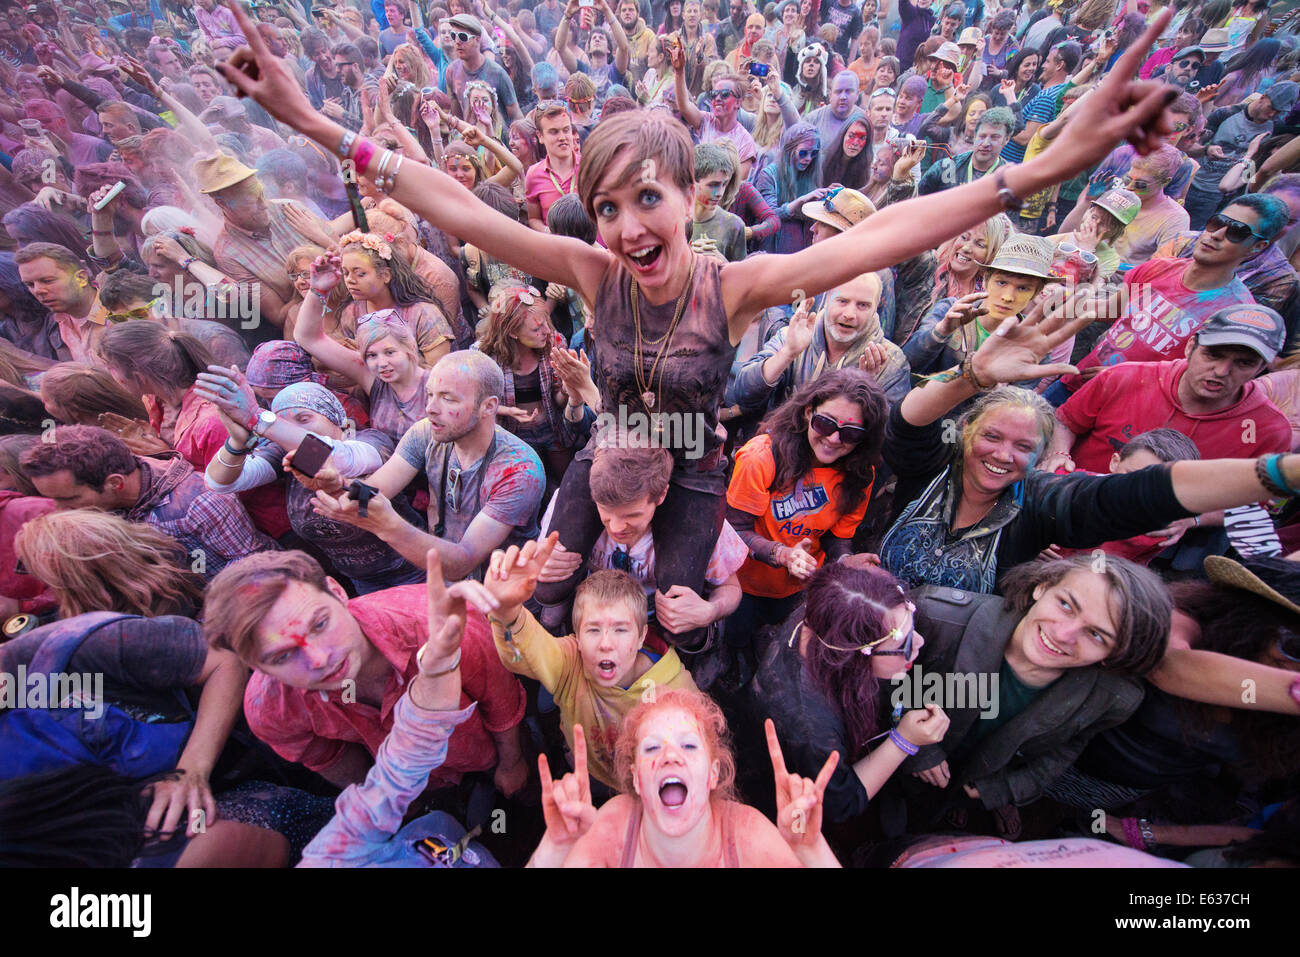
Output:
top-left (900, 587), bottom-right (1146, 810)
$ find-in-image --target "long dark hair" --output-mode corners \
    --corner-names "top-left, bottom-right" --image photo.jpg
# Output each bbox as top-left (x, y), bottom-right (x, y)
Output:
top-left (1170, 577), bottom-right (1300, 782)
top-left (801, 562), bottom-right (910, 759)
top-left (98, 323), bottom-right (213, 395)
top-left (1221, 37), bottom-right (1281, 82)
top-left (1003, 47), bottom-right (1041, 92)
top-left (821, 117), bottom-right (872, 190)
top-left (758, 368), bottom-right (886, 516)
top-left (0, 764), bottom-right (165, 867)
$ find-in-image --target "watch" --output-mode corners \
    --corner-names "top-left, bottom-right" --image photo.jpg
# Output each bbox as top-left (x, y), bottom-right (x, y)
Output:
top-left (253, 409), bottom-right (277, 436)
top-left (994, 167), bottom-right (1024, 213)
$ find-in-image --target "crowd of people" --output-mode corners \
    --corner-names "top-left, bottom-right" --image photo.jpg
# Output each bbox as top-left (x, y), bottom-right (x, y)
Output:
top-left (0, 0), bottom-right (1299, 870)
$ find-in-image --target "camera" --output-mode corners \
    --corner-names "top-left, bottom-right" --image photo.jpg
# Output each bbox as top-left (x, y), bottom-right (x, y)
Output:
top-left (748, 61), bottom-right (771, 77)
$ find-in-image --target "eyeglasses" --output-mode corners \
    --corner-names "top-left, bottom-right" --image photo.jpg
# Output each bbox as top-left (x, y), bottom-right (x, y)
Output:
top-left (1205, 213), bottom-right (1267, 244)
top-left (333, 60), bottom-right (355, 69)
top-left (1057, 242), bottom-right (1098, 265)
top-left (289, 271), bottom-right (310, 281)
top-left (1175, 57), bottom-right (1200, 68)
top-left (810, 411), bottom-right (867, 444)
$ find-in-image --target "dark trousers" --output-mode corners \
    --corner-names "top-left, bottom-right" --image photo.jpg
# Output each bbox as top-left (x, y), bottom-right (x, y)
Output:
top-left (534, 454), bottom-right (727, 649)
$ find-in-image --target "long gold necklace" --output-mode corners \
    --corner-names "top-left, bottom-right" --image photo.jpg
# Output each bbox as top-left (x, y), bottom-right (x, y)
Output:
top-left (630, 255), bottom-right (695, 411)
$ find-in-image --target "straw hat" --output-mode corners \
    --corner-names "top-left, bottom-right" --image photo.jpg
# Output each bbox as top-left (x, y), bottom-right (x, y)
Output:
top-left (804, 186), bottom-right (876, 232)
top-left (986, 234), bottom-right (1055, 279)
top-left (194, 153), bottom-right (258, 194)
top-left (1204, 555), bottom-right (1300, 616)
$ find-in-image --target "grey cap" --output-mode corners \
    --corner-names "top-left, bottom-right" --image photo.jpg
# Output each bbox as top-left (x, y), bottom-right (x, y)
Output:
top-left (1196, 304), bottom-right (1285, 363)
top-left (1266, 80), bottom-right (1299, 114)
top-left (1172, 45), bottom-right (1205, 62)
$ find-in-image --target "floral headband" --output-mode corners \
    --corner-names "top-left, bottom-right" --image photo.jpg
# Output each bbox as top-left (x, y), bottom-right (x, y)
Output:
top-left (339, 230), bottom-right (395, 260)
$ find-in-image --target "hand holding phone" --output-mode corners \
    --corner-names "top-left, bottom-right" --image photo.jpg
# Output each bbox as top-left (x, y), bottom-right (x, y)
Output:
top-left (289, 433), bottom-right (334, 478)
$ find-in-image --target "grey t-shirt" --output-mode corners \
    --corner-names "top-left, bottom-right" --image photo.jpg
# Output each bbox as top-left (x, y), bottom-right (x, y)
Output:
top-left (1193, 107), bottom-right (1273, 191)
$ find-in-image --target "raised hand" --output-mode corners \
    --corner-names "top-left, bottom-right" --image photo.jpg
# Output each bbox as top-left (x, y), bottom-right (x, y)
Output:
top-left (193, 364), bottom-right (260, 433)
top-left (538, 723), bottom-right (597, 845)
top-left (484, 532), bottom-right (560, 616)
top-left (283, 452), bottom-right (346, 494)
top-left (1045, 9), bottom-right (1177, 169)
top-left (935, 291), bottom-right (987, 337)
top-left (309, 252), bottom-right (343, 294)
top-left (1195, 82), bottom-right (1220, 104)
top-left (422, 549), bottom-right (498, 669)
top-left (766, 718), bottom-right (837, 849)
top-left (785, 298), bottom-right (818, 355)
top-left (217, 0), bottom-right (321, 131)
top-left (97, 412), bottom-right (171, 456)
top-left (892, 142), bottom-right (927, 179)
top-left (968, 287), bottom-right (1096, 386)
top-left (537, 539), bottom-right (584, 583)
top-left (857, 341), bottom-right (889, 375)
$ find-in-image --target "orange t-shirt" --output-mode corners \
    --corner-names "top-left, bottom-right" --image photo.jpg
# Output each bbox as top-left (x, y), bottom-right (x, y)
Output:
top-left (726, 433), bottom-right (872, 599)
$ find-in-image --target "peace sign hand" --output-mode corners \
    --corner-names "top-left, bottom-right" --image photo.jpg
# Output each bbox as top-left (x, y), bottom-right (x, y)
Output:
top-left (538, 723), bottom-right (597, 845)
top-left (766, 718), bottom-right (837, 849)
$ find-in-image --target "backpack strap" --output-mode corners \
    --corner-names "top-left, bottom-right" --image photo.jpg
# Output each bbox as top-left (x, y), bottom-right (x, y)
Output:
top-left (26, 612), bottom-right (139, 678)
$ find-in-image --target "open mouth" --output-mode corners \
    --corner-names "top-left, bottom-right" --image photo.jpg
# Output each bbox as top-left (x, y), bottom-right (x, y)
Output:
top-left (1037, 625), bottom-right (1067, 658)
top-left (658, 777), bottom-right (688, 808)
top-left (627, 244), bottom-right (663, 272)
top-left (322, 658), bottom-right (349, 684)
top-left (596, 658), bottom-right (619, 681)
top-left (982, 461), bottom-right (1009, 476)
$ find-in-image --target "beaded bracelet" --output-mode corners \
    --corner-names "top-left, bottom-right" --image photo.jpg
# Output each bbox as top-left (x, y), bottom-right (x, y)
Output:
top-left (888, 728), bottom-right (918, 756)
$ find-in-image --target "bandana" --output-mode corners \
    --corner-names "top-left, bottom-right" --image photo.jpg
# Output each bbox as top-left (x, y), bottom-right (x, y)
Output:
top-left (245, 340), bottom-right (328, 389)
top-left (271, 382), bottom-right (347, 428)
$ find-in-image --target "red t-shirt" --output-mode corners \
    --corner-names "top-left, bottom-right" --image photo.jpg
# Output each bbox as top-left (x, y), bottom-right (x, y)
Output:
top-left (244, 583), bottom-right (526, 786)
top-left (727, 433), bottom-right (872, 599)
top-left (0, 491), bottom-right (57, 614)
top-left (1057, 359), bottom-right (1291, 474)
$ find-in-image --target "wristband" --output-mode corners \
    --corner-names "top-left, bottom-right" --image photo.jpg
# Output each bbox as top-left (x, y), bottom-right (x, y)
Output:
top-left (223, 438), bottom-right (253, 456)
top-left (178, 256), bottom-right (196, 271)
top-left (888, 728), bottom-right (919, 756)
top-left (1266, 453), bottom-right (1299, 496)
top-left (215, 449), bottom-right (243, 469)
top-left (994, 166), bottom-right (1023, 213)
top-left (353, 138), bottom-right (376, 174)
top-left (337, 129), bottom-right (357, 159)
top-left (1121, 816), bottom-right (1144, 850)
top-left (416, 645), bottom-right (461, 678)
top-left (489, 610), bottom-right (526, 633)
top-left (960, 353), bottom-right (989, 390)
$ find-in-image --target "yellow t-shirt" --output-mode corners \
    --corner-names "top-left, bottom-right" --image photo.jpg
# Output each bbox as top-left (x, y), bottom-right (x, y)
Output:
top-left (492, 609), bottom-right (697, 787)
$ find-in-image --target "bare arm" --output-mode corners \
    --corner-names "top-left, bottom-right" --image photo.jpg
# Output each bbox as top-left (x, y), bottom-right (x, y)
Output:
top-left (554, 3), bottom-right (581, 74)
top-left (673, 48), bottom-right (705, 131)
top-left (1149, 647), bottom-right (1300, 715)
top-left (602, 0), bottom-right (631, 75)
top-left (294, 288), bottom-right (376, 392)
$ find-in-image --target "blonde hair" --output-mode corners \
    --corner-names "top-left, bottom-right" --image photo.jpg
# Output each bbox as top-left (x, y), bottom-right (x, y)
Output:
top-left (389, 43), bottom-right (431, 90)
top-left (958, 385), bottom-right (1057, 464)
top-left (477, 285), bottom-right (554, 369)
top-left (14, 510), bottom-right (204, 618)
top-left (572, 569), bottom-right (648, 634)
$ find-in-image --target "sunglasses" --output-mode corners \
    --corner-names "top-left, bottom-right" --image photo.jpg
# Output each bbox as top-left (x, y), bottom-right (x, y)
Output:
top-left (810, 411), bottom-right (867, 444)
top-left (333, 60), bottom-right (356, 69)
top-left (711, 89), bottom-right (738, 101)
top-left (1058, 242), bottom-right (1098, 265)
top-left (1175, 57), bottom-right (1200, 68)
top-left (796, 147), bottom-right (819, 160)
top-left (1205, 213), bottom-right (1267, 244)
top-left (452, 30), bottom-right (476, 43)
top-left (105, 300), bottom-right (158, 323)
top-left (1170, 120), bottom-right (1190, 132)
top-left (1125, 178), bottom-right (1151, 191)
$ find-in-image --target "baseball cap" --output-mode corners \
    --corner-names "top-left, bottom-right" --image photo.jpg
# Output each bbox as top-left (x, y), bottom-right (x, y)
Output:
top-left (1172, 45), bottom-right (1205, 62)
top-left (803, 186), bottom-right (875, 232)
top-left (1266, 81), bottom-right (1299, 114)
top-left (1195, 303), bottom-right (1285, 362)
top-left (933, 41), bottom-right (963, 67)
top-left (1092, 188), bottom-right (1140, 226)
top-left (987, 234), bottom-right (1056, 279)
top-left (447, 13), bottom-right (484, 36)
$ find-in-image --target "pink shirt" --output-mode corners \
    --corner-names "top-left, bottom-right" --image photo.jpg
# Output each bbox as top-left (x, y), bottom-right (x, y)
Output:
top-left (244, 584), bottom-right (526, 786)
top-left (524, 153), bottom-right (580, 227)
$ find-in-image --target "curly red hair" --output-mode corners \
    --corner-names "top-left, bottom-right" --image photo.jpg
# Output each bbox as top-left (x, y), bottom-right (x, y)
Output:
top-left (612, 689), bottom-right (737, 802)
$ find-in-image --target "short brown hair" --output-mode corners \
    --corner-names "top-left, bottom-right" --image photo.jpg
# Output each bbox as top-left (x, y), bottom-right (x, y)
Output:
top-left (589, 442), bottom-right (673, 508)
top-left (40, 363), bottom-right (150, 425)
top-left (1000, 555), bottom-right (1171, 676)
top-left (576, 109), bottom-right (695, 222)
top-left (14, 241), bottom-right (86, 274)
top-left (572, 569), bottom-right (648, 634)
top-left (20, 425), bottom-right (138, 488)
top-left (202, 550), bottom-right (332, 663)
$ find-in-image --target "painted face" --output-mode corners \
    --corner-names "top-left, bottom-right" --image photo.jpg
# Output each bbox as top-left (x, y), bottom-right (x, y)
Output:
top-left (983, 270), bottom-right (1041, 322)
top-left (1123, 161), bottom-right (1163, 199)
top-left (711, 81), bottom-right (741, 122)
top-left (870, 146), bottom-right (896, 182)
top-left (963, 404), bottom-right (1043, 495)
top-left (590, 152), bottom-right (694, 295)
top-left (445, 153), bottom-right (478, 190)
top-left (694, 170), bottom-right (730, 211)
top-left (1011, 569), bottom-right (1120, 673)
top-left (424, 361), bottom-right (485, 442)
top-left (18, 256), bottom-right (85, 313)
top-left (632, 706), bottom-right (720, 838)
top-left (1017, 55), bottom-right (1039, 83)
top-left (869, 601), bottom-right (925, 678)
top-left (964, 100), bottom-right (988, 137)
top-left (794, 137), bottom-right (818, 171)
top-left (1182, 342), bottom-right (1266, 404)
top-left (513, 306), bottom-right (553, 351)
top-left (830, 73), bottom-right (858, 118)
top-left (843, 120), bottom-right (870, 157)
top-left (254, 580), bottom-right (370, 690)
top-left (341, 251), bottom-right (389, 301)
top-left (806, 394), bottom-right (866, 465)
top-left (576, 597), bottom-right (647, 686)
top-left (971, 120), bottom-right (1006, 161)
top-left (363, 333), bottom-right (414, 383)
top-left (894, 90), bottom-right (919, 119)
top-left (824, 273), bottom-right (879, 344)
top-left (468, 88), bottom-right (494, 118)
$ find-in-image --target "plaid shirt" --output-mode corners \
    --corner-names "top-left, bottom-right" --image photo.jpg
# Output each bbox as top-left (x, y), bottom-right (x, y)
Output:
top-left (213, 199), bottom-right (330, 310)
top-left (127, 456), bottom-right (276, 581)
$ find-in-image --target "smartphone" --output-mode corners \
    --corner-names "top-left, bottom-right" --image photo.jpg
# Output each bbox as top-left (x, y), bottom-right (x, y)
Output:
top-left (343, 177), bottom-right (369, 232)
top-left (748, 61), bottom-right (771, 77)
top-left (93, 181), bottom-right (126, 211)
top-left (292, 434), bottom-right (334, 478)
